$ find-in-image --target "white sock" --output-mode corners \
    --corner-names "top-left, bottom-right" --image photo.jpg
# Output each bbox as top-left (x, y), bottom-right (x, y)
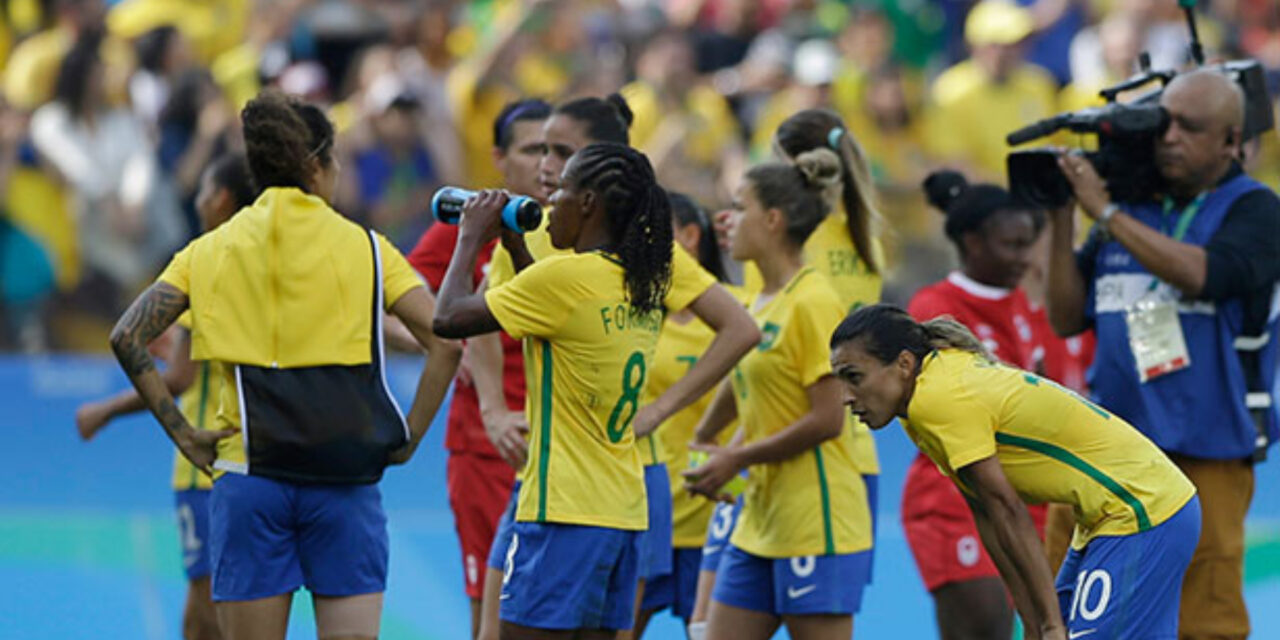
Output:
top-left (687, 620), bottom-right (707, 640)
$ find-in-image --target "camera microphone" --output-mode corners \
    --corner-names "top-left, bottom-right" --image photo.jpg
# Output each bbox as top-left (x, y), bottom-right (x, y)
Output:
top-left (430, 187), bottom-right (543, 233)
top-left (1007, 116), bottom-right (1068, 146)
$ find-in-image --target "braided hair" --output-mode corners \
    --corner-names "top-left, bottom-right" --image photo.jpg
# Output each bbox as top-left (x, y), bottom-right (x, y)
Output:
top-left (565, 143), bottom-right (672, 314)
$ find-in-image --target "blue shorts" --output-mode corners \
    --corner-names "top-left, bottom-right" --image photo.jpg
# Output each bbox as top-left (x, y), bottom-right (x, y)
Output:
top-left (209, 473), bottom-right (388, 602)
top-left (863, 473), bottom-right (878, 583)
top-left (640, 464), bottom-right (673, 580)
top-left (713, 544), bottom-right (871, 616)
top-left (486, 479), bottom-right (521, 570)
top-left (1055, 496), bottom-right (1200, 638)
top-left (174, 489), bottom-right (212, 581)
top-left (699, 499), bottom-right (741, 572)
top-left (499, 522), bottom-right (642, 631)
top-left (641, 547), bottom-right (701, 620)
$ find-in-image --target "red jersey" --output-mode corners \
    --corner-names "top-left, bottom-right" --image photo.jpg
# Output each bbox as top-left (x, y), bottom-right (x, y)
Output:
top-left (407, 223), bottom-right (526, 457)
top-left (907, 272), bottom-right (1040, 370)
top-left (1029, 304), bottom-right (1096, 394)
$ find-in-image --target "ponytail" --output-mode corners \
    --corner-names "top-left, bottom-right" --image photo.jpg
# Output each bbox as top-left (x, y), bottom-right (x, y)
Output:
top-left (830, 304), bottom-right (991, 363)
top-left (775, 109), bottom-right (882, 274)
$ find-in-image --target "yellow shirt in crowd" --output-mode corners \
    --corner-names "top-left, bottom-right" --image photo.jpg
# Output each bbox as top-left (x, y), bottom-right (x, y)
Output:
top-left (905, 349), bottom-right (1197, 549)
top-left (623, 81), bottom-right (738, 166)
top-left (730, 267), bottom-right (872, 558)
top-left (158, 187), bottom-right (424, 473)
top-left (485, 250), bottom-right (714, 530)
top-left (926, 60), bottom-right (1059, 180)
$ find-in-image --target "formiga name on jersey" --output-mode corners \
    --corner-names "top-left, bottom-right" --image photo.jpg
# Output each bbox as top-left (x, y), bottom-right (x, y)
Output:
top-left (600, 304), bottom-right (663, 335)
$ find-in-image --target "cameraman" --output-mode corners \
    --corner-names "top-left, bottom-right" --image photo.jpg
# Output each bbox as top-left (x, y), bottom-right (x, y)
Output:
top-left (1047, 69), bottom-right (1279, 640)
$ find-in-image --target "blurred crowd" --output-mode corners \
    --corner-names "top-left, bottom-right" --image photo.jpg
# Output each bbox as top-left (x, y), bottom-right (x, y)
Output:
top-left (2, 0), bottom-right (1279, 352)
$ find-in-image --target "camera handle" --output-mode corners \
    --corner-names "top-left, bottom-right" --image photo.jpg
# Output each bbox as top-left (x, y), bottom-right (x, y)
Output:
top-left (1179, 0), bottom-right (1206, 65)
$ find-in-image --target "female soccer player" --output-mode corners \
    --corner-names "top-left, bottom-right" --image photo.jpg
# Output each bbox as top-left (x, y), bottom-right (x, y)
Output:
top-left (108, 91), bottom-right (461, 640)
top-left (76, 153), bottom-right (255, 640)
top-left (633, 192), bottom-right (734, 638)
top-left (433, 143), bottom-right (715, 638)
top-left (405, 97), bottom-right (552, 639)
top-left (685, 149), bottom-right (873, 640)
top-left (905, 170), bottom-right (1048, 639)
top-left (829, 305), bottom-right (1200, 640)
top-left (761, 109), bottom-right (885, 567)
top-left (475, 94), bottom-right (759, 640)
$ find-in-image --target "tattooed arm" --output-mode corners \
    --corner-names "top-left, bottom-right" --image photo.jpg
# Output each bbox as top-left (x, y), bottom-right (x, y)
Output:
top-left (109, 282), bottom-right (234, 475)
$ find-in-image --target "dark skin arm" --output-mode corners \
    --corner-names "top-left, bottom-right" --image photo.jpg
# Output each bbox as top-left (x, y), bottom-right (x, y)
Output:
top-left (683, 376), bottom-right (844, 501)
top-left (109, 283), bottom-right (235, 475)
top-left (958, 456), bottom-right (1066, 640)
top-left (433, 190), bottom-right (509, 339)
top-left (633, 285), bottom-right (761, 438)
top-left (78, 327), bottom-right (199, 440)
top-left (1045, 205), bottom-right (1090, 337)
top-left (386, 286), bottom-right (463, 464)
top-left (1059, 153), bottom-right (1209, 296)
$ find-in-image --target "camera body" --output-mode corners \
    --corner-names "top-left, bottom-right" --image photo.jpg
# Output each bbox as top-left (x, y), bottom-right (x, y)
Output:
top-left (1006, 58), bottom-right (1274, 209)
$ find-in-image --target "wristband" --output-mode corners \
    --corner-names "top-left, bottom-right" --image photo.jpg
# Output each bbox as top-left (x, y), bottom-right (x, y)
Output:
top-left (1098, 203), bottom-right (1120, 229)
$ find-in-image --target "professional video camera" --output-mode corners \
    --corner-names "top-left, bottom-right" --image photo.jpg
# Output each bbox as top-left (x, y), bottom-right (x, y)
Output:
top-left (1005, 0), bottom-right (1275, 209)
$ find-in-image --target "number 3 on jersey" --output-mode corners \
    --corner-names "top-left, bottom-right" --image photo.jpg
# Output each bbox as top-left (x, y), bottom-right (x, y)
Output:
top-left (607, 351), bottom-right (646, 442)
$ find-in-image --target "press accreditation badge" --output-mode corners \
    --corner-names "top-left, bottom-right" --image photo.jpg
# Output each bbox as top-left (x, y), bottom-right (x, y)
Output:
top-left (1125, 298), bottom-right (1190, 382)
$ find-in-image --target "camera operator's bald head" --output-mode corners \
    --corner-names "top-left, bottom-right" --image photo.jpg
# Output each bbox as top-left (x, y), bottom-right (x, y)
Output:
top-left (1156, 69), bottom-right (1245, 196)
top-left (1165, 69), bottom-right (1245, 133)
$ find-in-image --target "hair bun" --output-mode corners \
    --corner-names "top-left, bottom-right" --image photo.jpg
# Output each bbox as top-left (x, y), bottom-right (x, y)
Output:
top-left (606, 93), bottom-right (635, 127)
top-left (923, 170), bottom-right (969, 213)
top-left (793, 148), bottom-right (842, 192)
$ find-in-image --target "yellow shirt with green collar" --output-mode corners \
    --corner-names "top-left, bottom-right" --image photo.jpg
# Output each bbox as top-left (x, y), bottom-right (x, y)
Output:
top-left (640, 284), bottom-right (748, 547)
top-left (157, 187), bottom-right (424, 474)
top-left (485, 250), bottom-right (713, 530)
top-left (904, 349), bottom-right (1196, 549)
top-left (730, 268), bottom-right (872, 557)
top-left (744, 210), bottom-right (883, 476)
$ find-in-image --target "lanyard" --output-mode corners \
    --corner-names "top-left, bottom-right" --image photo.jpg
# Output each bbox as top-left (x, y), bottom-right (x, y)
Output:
top-left (1144, 192), bottom-right (1207, 294)
top-left (1160, 192), bottom-right (1207, 242)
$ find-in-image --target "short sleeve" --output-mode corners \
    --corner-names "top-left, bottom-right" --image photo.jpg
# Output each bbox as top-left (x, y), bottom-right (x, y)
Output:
top-left (378, 234), bottom-right (425, 308)
top-left (909, 365), bottom-right (998, 472)
top-left (487, 242), bottom-right (516, 289)
top-left (406, 224), bottom-right (495, 292)
top-left (484, 257), bottom-right (576, 339)
top-left (789, 292), bottom-right (844, 388)
top-left (158, 241), bottom-right (194, 294)
top-left (664, 246), bottom-right (716, 312)
top-left (906, 287), bottom-right (954, 323)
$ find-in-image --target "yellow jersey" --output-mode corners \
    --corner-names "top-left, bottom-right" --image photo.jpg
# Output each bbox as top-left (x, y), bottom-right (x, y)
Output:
top-left (489, 212), bottom-right (715, 308)
top-left (730, 268), bottom-right (872, 557)
top-left (925, 60), bottom-right (1059, 180)
top-left (623, 81), bottom-right (738, 166)
top-left (486, 250), bottom-right (713, 530)
top-left (640, 308), bottom-right (724, 547)
top-left (905, 350), bottom-right (1197, 549)
top-left (744, 211), bottom-right (883, 475)
top-left (157, 187), bottom-right (424, 474)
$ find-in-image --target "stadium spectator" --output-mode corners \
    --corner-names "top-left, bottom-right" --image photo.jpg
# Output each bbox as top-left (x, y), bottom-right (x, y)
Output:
top-left (925, 0), bottom-right (1058, 182)
top-left (108, 90), bottom-right (461, 640)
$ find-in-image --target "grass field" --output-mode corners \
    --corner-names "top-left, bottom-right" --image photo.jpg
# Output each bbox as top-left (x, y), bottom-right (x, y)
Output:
top-left (1, 355), bottom-right (1275, 638)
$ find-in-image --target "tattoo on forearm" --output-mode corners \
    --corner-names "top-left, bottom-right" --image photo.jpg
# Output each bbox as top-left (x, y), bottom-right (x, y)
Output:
top-left (111, 283), bottom-right (188, 377)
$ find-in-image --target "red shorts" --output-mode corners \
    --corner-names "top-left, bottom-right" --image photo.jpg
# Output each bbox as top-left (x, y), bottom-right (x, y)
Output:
top-left (446, 452), bottom-right (516, 599)
top-left (901, 454), bottom-right (1047, 592)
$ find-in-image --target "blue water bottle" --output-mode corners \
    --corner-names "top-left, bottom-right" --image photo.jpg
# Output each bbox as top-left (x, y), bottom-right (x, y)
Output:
top-left (430, 187), bottom-right (542, 232)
